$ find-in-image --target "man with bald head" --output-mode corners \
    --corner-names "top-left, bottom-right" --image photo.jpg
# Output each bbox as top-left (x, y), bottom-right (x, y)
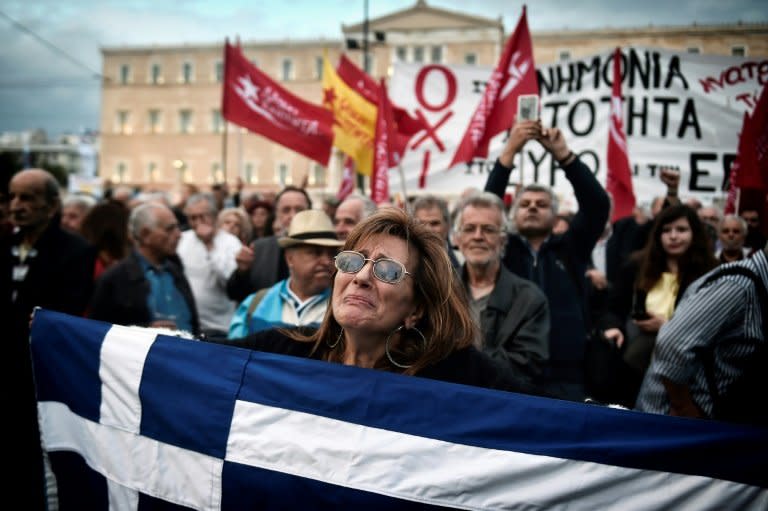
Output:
top-left (3, 168), bottom-right (95, 509)
top-left (333, 193), bottom-right (376, 241)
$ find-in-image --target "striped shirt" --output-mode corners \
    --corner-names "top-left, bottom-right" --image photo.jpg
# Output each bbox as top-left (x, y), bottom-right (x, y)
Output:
top-left (635, 248), bottom-right (768, 417)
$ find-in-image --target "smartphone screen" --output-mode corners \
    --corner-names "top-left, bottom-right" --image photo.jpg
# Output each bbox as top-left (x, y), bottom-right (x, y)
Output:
top-left (517, 94), bottom-right (539, 122)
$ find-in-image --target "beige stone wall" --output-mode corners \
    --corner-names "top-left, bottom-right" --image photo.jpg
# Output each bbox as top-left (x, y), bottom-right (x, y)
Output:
top-left (99, 21), bottom-right (768, 198)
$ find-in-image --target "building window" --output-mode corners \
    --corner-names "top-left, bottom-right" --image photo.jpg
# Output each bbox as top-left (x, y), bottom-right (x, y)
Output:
top-left (173, 159), bottom-right (188, 183)
top-left (396, 46), bottom-right (407, 62)
top-left (182, 61), bottom-right (194, 84)
top-left (558, 50), bottom-right (571, 61)
top-left (210, 162), bottom-right (224, 184)
top-left (281, 58), bottom-right (294, 81)
top-left (211, 109), bottom-right (224, 133)
top-left (215, 60), bottom-right (224, 83)
top-left (413, 46), bottom-right (424, 63)
top-left (464, 53), bottom-right (477, 65)
top-left (731, 45), bottom-right (746, 57)
top-left (179, 109), bottom-right (193, 134)
top-left (315, 56), bottom-right (323, 80)
top-left (687, 47), bottom-right (701, 54)
top-left (310, 164), bottom-right (325, 186)
top-left (114, 162), bottom-right (128, 183)
top-left (150, 63), bottom-right (162, 84)
top-left (147, 109), bottom-right (162, 134)
top-left (147, 162), bottom-right (158, 182)
top-left (430, 46), bottom-right (443, 63)
top-left (245, 163), bottom-right (258, 184)
top-left (119, 64), bottom-right (131, 85)
top-left (277, 163), bottom-right (290, 186)
top-left (116, 110), bottom-right (131, 134)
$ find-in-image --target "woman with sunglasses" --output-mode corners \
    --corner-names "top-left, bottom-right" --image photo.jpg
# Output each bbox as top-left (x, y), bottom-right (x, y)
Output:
top-left (222, 207), bottom-right (543, 394)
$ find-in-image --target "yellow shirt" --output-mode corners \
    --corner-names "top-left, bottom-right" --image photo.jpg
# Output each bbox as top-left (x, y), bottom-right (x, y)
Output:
top-left (645, 272), bottom-right (679, 320)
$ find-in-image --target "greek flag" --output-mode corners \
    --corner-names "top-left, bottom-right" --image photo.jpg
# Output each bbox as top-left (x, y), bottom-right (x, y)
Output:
top-left (31, 309), bottom-right (767, 510)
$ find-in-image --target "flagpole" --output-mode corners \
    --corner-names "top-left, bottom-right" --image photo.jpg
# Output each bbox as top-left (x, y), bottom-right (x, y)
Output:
top-left (518, 141), bottom-right (525, 189)
top-left (398, 161), bottom-right (409, 214)
top-left (222, 120), bottom-right (228, 184)
top-left (735, 187), bottom-right (741, 214)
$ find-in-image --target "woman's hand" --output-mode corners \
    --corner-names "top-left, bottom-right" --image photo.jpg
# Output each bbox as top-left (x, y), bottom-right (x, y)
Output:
top-left (603, 328), bottom-right (624, 348)
top-left (633, 312), bottom-right (666, 333)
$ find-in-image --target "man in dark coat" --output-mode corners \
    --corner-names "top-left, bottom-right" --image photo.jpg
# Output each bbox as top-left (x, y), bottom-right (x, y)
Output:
top-left (484, 121), bottom-right (610, 401)
top-left (2, 168), bottom-right (94, 509)
top-left (89, 202), bottom-right (199, 337)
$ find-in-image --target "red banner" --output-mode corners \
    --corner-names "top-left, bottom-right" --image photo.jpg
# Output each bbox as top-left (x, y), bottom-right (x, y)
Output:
top-left (372, 79), bottom-right (396, 204)
top-left (336, 155), bottom-right (356, 201)
top-left (725, 84), bottom-right (768, 215)
top-left (221, 42), bottom-right (333, 166)
top-left (449, 6), bottom-right (538, 167)
top-left (606, 48), bottom-right (636, 223)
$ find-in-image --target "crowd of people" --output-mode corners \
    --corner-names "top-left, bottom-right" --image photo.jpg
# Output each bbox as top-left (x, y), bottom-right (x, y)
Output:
top-left (3, 123), bottom-right (767, 508)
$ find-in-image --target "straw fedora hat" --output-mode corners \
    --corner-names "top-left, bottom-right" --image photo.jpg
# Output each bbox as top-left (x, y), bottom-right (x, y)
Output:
top-left (277, 209), bottom-right (344, 248)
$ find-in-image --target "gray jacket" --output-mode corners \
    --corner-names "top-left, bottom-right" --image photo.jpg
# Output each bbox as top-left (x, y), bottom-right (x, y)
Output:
top-left (463, 264), bottom-right (550, 383)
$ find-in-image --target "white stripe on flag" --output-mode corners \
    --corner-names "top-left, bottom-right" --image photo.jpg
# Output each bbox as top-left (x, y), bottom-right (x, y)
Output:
top-left (39, 401), bottom-right (224, 511)
top-left (226, 401), bottom-right (768, 511)
top-left (99, 325), bottom-right (157, 433)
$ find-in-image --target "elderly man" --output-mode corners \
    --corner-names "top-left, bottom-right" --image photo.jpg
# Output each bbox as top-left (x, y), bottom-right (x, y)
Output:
top-left (412, 194), bottom-right (461, 269)
top-left (484, 121), bottom-right (610, 401)
top-left (177, 193), bottom-right (242, 340)
top-left (455, 191), bottom-right (550, 383)
top-left (2, 168), bottom-right (94, 509)
top-left (333, 193), bottom-right (376, 241)
top-left (89, 202), bottom-right (199, 336)
top-left (61, 194), bottom-right (96, 234)
top-left (716, 214), bottom-right (750, 263)
top-left (229, 210), bottom-right (342, 337)
top-left (227, 185), bottom-right (311, 302)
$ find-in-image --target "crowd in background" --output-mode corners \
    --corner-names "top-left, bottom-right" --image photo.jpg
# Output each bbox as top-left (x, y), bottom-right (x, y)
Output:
top-left (3, 126), bottom-right (767, 507)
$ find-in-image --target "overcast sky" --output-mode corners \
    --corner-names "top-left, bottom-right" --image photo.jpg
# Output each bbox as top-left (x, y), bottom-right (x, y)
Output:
top-left (1, 0), bottom-right (766, 138)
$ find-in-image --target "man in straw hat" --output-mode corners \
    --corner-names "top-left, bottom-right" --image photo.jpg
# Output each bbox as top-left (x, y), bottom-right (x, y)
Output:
top-left (228, 210), bottom-right (343, 338)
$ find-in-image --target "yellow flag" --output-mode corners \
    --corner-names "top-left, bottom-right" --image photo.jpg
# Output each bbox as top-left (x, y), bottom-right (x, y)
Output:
top-left (321, 56), bottom-right (376, 176)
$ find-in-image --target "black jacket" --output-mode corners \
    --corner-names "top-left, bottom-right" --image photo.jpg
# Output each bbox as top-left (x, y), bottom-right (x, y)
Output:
top-left (219, 328), bottom-right (549, 397)
top-left (89, 251), bottom-right (200, 337)
top-left (485, 156), bottom-right (610, 384)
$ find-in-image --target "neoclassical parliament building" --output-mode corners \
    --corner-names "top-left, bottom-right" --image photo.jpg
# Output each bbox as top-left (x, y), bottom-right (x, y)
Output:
top-left (99, 0), bottom-right (768, 199)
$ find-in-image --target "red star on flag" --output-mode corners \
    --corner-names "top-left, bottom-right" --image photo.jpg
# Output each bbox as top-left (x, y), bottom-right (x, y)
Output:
top-left (322, 87), bottom-right (336, 108)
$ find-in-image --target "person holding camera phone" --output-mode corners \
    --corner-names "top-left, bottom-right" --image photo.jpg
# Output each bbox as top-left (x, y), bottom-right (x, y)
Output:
top-left (484, 116), bottom-right (611, 402)
top-left (597, 205), bottom-right (717, 407)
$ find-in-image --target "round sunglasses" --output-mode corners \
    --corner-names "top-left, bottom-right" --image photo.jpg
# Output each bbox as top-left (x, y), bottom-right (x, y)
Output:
top-left (334, 250), bottom-right (411, 284)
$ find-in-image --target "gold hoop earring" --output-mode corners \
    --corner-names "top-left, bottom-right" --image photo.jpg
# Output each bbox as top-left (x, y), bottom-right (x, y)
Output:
top-left (327, 328), bottom-right (343, 349)
top-left (385, 325), bottom-right (426, 369)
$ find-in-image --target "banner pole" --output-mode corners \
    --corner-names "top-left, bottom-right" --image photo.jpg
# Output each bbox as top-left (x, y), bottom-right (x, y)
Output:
top-left (221, 121), bottom-right (228, 184)
top-left (398, 161), bottom-right (409, 214)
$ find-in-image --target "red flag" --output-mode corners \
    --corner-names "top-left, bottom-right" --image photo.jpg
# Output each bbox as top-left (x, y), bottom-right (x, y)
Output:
top-left (449, 6), bottom-right (538, 167)
top-left (336, 155), bottom-right (356, 201)
top-left (336, 54), bottom-right (426, 164)
top-left (221, 42), bottom-right (333, 166)
top-left (725, 84), bottom-right (768, 215)
top-left (606, 48), bottom-right (636, 223)
top-left (372, 79), bottom-right (396, 204)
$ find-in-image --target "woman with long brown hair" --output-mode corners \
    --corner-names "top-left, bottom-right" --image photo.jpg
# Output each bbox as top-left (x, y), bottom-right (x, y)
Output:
top-left (600, 204), bottom-right (717, 406)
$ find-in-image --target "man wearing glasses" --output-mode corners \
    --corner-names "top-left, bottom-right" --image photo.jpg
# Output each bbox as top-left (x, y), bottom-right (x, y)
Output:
top-left (454, 191), bottom-right (550, 384)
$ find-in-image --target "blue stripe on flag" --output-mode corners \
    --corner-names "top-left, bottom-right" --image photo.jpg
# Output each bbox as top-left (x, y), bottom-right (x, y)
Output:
top-left (221, 462), bottom-right (452, 510)
top-left (240, 351), bottom-right (768, 488)
top-left (50, 451), bottom-right (109, 509)
top-left (31, 309), bottom-right (110, 422)
top-left (139, 334), bottom-right (250, 459)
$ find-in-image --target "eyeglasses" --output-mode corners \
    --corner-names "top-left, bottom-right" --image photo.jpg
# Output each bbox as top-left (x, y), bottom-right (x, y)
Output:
top-left (458, 224), bottom-right (502, 236)
top-left (334, 250), bottom-right (411, 284)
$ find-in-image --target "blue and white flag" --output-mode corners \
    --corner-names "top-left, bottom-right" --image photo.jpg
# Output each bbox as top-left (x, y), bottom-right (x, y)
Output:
top-left (31, 309), bottom-right (768, 510)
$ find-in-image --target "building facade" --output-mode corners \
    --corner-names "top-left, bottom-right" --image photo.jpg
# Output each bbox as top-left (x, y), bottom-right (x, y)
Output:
top-left (99, 0), bottom-right (768, 201)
